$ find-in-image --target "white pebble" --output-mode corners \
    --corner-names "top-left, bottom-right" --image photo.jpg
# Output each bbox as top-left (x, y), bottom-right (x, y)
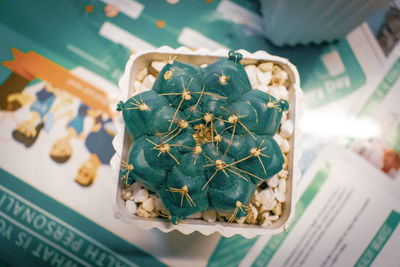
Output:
top-left (258, 62), bottom-right (273, 73)
top-left (151, 61), bottom-right (167, 72)
top-left (186, 212), bottom-right (202, 219)
top-left (273, 134), bottom-right (284, 146)
top-left (271, 70), bottom-right (288, 86)
top-left (134, 188), bottom-right (149, 203)
top-left (132, 181), bottom-right (142, 193)
top-left (125, 200), bottom-right (137, 214)
top-left (257, 188), bottom-right (275, 203)
top-left (261, 213), bottom-right (280, 227)
top-left (252, 190), bottom-right (261, 207)
top-left (245, 64), bottom-right (257, 72)
top-left (280, 120), bottom-right (294, 139)
top-left (133, 81), bottom-right (142, 92)
top-left (154, 197), bottom-right (168, 215)
top-left (200, 64), bottom-right (208, 68)
top-left (274, 190), bottom-right (286, 203)
top-left (136, 205), bottom-right (150, 218)
top-left (281, 112), bottom-right (287, 123)
top-left (257, 188), bottom-right (276, 210)
top-left (272, 202), bottom-right (282, 216)
top-left (260, 212), bottom-right (272, 227)
top-left (257, 71), bottom-right (272, 86)
top-left (267, 175), bottom-right (279, 188)
top-left (279, 71), bottom-right (288, 82)
top-left (148, 211), bottom-right (159, 218)
top-left (151, 196), bottom-right (163, 210)
top-left (274, 183), bottom-right (286, 203)
top-left (279, 138), bottom-right (290, 153)
top-left (256, 84), bottom-right (269, 94)
top-left (142, 197), bottom-right (154, 212)
top-left (272, 65), bottom-right (283, 75)
top-left (280, 90), bottom-right (289, 101)
top-left (278, 179), bottom-right (287, 194)
top-left (259, 200), bottom-right (276, 213)
top-left (269, 85), bottom-right (288, 100)
top-left (136, 68), bottom-right (148, 82)
top-left (236, 216), bottom-right (246, 224)
top-left (202, 210), bottom-right (217, 222)
top-left (142, 74), bottom-right (156, 91)
top-left (278, 169), bottom-right (289, 179)
top-left (268, 86), bottom-right (279, 99)
top-left (245, 65), bottom-right (259, 89)
top-left (121, 187), bottom-right (134, 201)
top-left (269, 215), bottom-right (280, 221)
top-left (245, 203), bottom-right (258, 224)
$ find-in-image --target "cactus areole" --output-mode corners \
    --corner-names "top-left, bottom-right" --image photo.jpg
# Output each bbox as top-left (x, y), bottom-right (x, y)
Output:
top-left (117, 51), bottom-right (289, 224)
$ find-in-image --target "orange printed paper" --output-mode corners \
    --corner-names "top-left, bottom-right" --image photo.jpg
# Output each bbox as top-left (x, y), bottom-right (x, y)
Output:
top-left (2, 48), bottom-right (113, 116)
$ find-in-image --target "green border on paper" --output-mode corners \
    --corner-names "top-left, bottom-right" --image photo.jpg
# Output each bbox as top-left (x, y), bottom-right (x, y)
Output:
top-left (354, 210), bottom-right (400, 267)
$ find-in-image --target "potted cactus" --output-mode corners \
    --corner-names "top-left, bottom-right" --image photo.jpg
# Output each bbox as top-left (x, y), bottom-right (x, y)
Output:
top-left (116, 51), bottom-right (289, 224)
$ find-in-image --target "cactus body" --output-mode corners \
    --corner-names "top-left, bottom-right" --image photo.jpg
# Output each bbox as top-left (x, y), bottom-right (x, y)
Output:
top-left (118, 51), bottom-right (288, 224)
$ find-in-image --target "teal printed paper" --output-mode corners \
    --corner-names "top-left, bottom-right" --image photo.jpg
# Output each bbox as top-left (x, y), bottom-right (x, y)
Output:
top-left (0, 0), bottom-right (366, 108)
top-left (0, 0), bottom-right (131, 85)
top-left (207, 235), bottom-right (258, 267)
top-left (0, 169), bottom-right (166, 267)
top-left (269, 39), bottom-right (366, 109)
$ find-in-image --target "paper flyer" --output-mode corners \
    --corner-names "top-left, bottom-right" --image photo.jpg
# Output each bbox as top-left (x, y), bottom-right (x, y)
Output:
top-left (237, 143), bottom-right (399, 267)
top-left (0, 0), bottom-right (396, 266)
top-left (0, 170), bottom-right (167, 267)
top-left (0, 25), bottom-right (224, 267)
top-left (0, 0), bottom-right (370, 110)
top-left (208, 13), bottom-right (400, 266)
top-left (349, 42), bottom-right (400, 185)
top-left (296, 23), bottom-right (393, 176)
top-left (0, 23), bottom-right (173, 266)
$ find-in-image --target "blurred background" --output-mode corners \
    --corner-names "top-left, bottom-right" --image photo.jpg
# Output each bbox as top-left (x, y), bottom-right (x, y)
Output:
top-left (0, 0), bottom-right (399, 266)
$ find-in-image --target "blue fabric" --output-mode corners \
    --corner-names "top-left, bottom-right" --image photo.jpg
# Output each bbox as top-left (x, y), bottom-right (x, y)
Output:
top-left (67, 103), bottom-right (88, 134)
top-left (44, 112), bottom-right (54, 133)
top-left (85, 118), bottom-right (114, 164)
top-left (30, 88), bottom-right (55, 119)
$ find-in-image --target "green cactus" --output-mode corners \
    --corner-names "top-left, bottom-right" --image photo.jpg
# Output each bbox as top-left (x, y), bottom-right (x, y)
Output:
top-left (117, 51), bottom-right (289, 224)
